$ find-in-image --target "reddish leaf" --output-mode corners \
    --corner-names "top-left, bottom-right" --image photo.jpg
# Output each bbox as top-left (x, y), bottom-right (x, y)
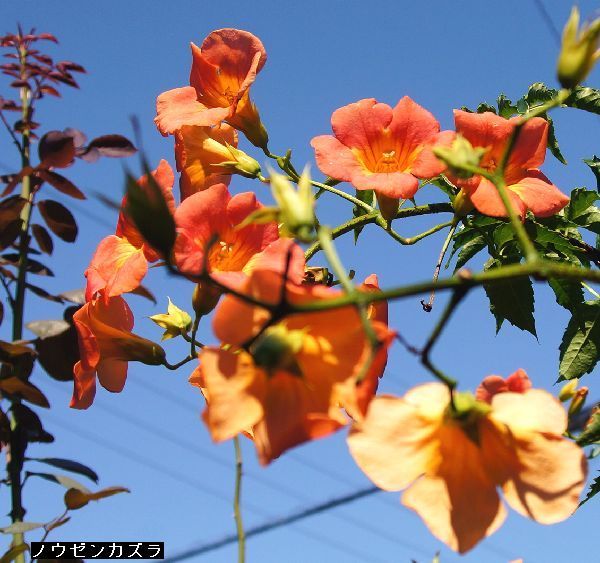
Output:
top-left (38, 131), bottom-right (75, 168)
top-left (35, 306), bottom-right (79, 381)
top-left (0, 196), bottom-right (26, 228)
top-left (64, 486), bottom-right (129, 510)
top-left (10, 80), bottom-right (29, 88)
top-left (26, 283), bottom-right (62, 302)
top-left (37, 199), bottom-right (77, 242)
top-left (0, 219), bottom-right (22, 250)
top-left (56, 61), bottom-right (85, 74)
top-left (39, 85), bottom-right (60, 97)
top-left (79, 135), bottom-right (136, 162)
top-left (31, 224), bottom-right (53, 254)
top-left (37, 170), bottom-right (85, 199)
top-left (1, 167), bottom-right (33, 196)
top-left (0, 377), bottom-right (49, 408)
top-left (37, 33), bottom-right (58, 43)
top-left (12, 403), bottom-right (54, 443)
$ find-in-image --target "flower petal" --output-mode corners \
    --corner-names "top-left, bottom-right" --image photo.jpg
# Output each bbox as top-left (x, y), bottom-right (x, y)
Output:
top-left (70, 362), bottom-right (97, 409)
top-left (350, 170), bottom-right (419, 198)
top-left (491, 389), bottom-right (568, 435)
top-left (154, 87), bottom-right (229, 135)
top-left (410, 130), bottom-right (454, 178)
top-left (506, 117), bottom-right (548, 175)
top-left (199, 348), bottom-right (265, 442)
top-left (483, 424), bottom-right (587, 524)
top-left (96, 358), bottom-right (128, 393)
top-left (469, 177), bottom-right (527, 218)
top-left (331, 98), bottom-right (393, 154)
top-left (311, 135), bottom-right (363, 183)
top-left (348, 394), bottom-right (442, 490)
top-left (508, 170), bottom-right (569, 217)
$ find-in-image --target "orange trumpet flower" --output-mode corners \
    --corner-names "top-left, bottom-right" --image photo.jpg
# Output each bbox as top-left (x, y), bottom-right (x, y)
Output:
top-left (348, 379), bottom-right (586, 553)
top-left (71, 296), bottom-right (165, 409)
top-left (451, 110), bottom-right (569, 218)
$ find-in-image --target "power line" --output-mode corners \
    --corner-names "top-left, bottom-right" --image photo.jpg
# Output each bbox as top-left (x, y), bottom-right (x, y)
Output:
top-left (532, 0), bottom-right (561, 46)
top-left (163, 486), bottom-right (379, 562)
top-left (47, 378), bottom-right (437, 558)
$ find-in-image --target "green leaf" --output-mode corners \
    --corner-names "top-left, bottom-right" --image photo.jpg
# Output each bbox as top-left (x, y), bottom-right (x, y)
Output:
top-left (484, 258), bottom-right (536, 336)
top-left (0, 522), bottom-right (44, 534)
top-left (545, 115), bottom-right (567, 165)
top-left (454, 235), bottom-right (486, 271)
top-left (524, 82), bottom-right (558, 105)
top-left (431, 175), bottom-right (458, 200)
top-left (28, 457), bottom-right (99, 483)
top-left (520, 83), bottom-right (566, 163)
top-left (548, 278), bottom-right (584, 311)
top-left (125, 166), bottom-right (176, 259)
top-left (583, 155), bottom-right (600, 190)
top-left (559, 303), bottom-right (600, 379)
top-left (580, 472), bottom-right (600, 506)
top-left (577, 410), bottom-right (600, 446)
top-left (496, 93), bottom-right (517, 118)
top-left (352, 189), bottom-right (375, 243)
top-left (565, 86), bottom-right (600, 115)
top-left (565, 188), bottom-right (599, 221)
top-left (476, 102), bottom-right (496, 114)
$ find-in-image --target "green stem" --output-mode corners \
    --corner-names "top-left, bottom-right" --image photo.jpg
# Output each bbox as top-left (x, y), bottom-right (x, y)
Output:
top-left (7, 47), bottom-right (33, 563)
top-left (304, 203), bottom-right (454, 261)
top-left (233, 436), bottom-right (245, 563)
top-left (423, 217), bottom-right (460, 311)
top-left (318, 226), bottom-right (378, 382)
top-left (309, 180), bottom-right (373, 212)
top-left (421, 288), bottom-right (467, 395)
top-left (291, 259), bottom-right (600, 313)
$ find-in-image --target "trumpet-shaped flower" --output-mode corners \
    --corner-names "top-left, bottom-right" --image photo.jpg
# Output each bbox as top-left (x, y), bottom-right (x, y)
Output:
top-left (85, 160), bottom-right (175, 302)
top-left (192, 269), bottom-right (394, 464)
top-left (311, 97), bottom-right (451, 219)
top-left (348, 381), bottom-right (586, 553)
top-left (452, 110), bottom-right (569, 218)
top-left (155, 29), bottom-right (268, 147)
top-left (175, 123), bottom-right (238, 200)
top-left (173, 183), bottom-right (279, 281)
top-left (71, 296), bottom-right (165, 409)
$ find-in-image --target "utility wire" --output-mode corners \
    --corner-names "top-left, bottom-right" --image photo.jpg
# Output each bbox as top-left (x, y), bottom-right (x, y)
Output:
top-left (163, 486), bottom-right (379, 562)
top-left (532, 0), bottom-right (561, 46)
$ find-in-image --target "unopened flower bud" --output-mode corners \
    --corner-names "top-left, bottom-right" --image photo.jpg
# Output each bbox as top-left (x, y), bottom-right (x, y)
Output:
top-left (270, 167), bottom-right (316, 243)
top-left (559, 378), bottom-right (579, 402)
top-left (557, 7), bottom-right (600, 88)
top-left (192, 282), bottom-right (222, 316)
top-left (433, 135), bottom-right (487, 180)
top-left (150, 298), bottom-right (192, 341)
top-left (250, 325), bottom-right (306, 377)
top-left (452, 188), bottom-right (475, 217)
top-left (213, 144), bottom-right (262, 179)
top-left (569, 387), bottom-right (589, 417)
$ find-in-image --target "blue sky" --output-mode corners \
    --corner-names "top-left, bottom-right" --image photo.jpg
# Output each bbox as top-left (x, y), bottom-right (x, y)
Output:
top-left (1, 1), bottom-right (600, 561)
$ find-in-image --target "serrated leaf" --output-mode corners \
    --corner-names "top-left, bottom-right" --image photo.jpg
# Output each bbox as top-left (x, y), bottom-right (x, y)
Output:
top-left (476, 102), bottom-right (496, 114)
top-left (546, 115), bottom-right (566, 165)
top-left (352, 189), bottom-right (375, 243)
top-left (525, 82), bottom-right (557, 105)
top-left (454, 235), bottom-right (486, 271)
top-left (566, 188), bottom-right (599, 221)
top-left (28, 457), bottom-right (98, 483)
top-left (430, 175), bottom-right (458, 200)
top-left (548, 278), bottom-right (584, 311)
top-left (580, 472), bottom-right (600, 506)
top-left (565, 86), bottom-right (600, 115)
top-left (576, 411), bottom-right (600, 446)
top-left (484, 259), bottom-right (536, 336)
top-left (583, 155), bottom-right (600, 190)
top-left (559, 303), bottom-right (600, 379)
top-left (497, 93), bottom-right (517, 118)
top-left (0, 522), bottom-right (44, 534)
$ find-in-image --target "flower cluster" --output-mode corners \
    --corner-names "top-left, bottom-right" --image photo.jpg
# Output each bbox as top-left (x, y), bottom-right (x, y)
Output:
top-left (73, 26), bottom-right (591, 556)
